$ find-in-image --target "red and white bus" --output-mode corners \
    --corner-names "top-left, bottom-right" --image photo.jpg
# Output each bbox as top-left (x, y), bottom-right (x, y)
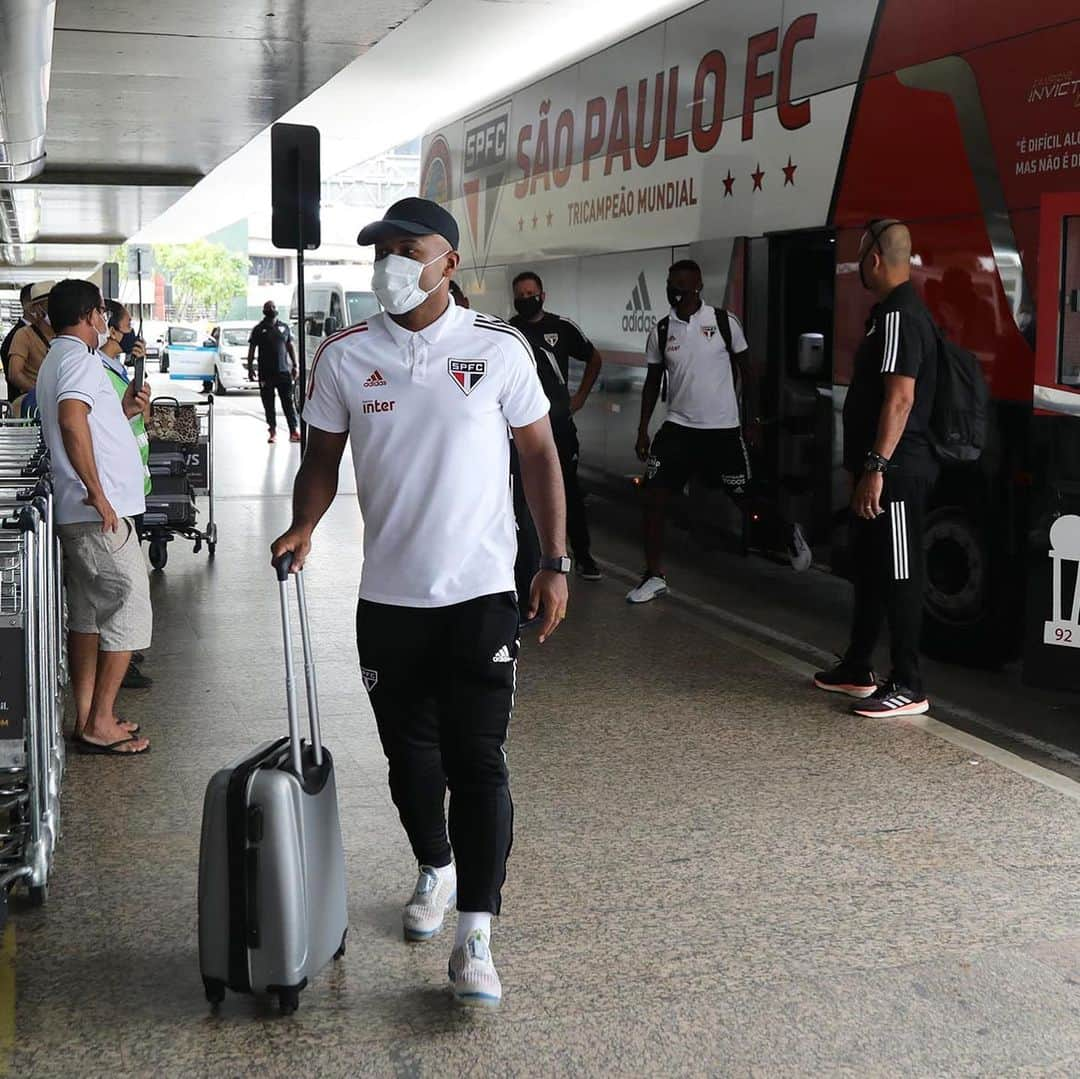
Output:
top-left (421, 0), bottom-right (1080, 685)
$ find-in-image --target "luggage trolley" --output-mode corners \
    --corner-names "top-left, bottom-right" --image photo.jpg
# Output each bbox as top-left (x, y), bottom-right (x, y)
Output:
top-left (142, 396), bottom-right (218, 570)
top-left (0, 424), bottom-right (64, 909)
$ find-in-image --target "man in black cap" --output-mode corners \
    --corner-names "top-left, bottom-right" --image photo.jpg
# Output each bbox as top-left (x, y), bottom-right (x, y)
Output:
top-left (247, 300), bottom-right (299, 443)
top-left (272, 197), bottom-right (569, 1007)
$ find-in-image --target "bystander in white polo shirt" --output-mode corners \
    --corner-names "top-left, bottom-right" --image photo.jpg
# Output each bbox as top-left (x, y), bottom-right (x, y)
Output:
top-left (304, 302), bottom-right (549, 607)
top-left (36, 335), bottom-right (147, 526)
top-left (645, 306), bottom-right (749, 430)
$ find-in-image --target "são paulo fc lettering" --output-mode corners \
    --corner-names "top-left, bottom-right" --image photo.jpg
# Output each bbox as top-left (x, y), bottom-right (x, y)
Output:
top-left (449, 359), bottom-right (488, 395)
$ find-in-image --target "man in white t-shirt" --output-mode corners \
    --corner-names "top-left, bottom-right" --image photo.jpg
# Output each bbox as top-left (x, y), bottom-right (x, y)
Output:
top-left (36, 280), bottom-right (152, 757)
top-left (628, 259), bottom-right (811, 604)
top-left (271, 198), bottom-right (568, 1007)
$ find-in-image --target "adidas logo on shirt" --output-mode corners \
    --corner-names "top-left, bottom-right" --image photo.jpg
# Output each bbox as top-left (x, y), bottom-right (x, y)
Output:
top-left (364, 369), bottom-right (388, 388)
top-left (491, 645), bottom-right (514, 664)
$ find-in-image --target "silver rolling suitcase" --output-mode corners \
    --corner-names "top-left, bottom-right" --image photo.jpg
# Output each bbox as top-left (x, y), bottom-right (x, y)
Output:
top-left (198, 554), bottom-right (348, 1014)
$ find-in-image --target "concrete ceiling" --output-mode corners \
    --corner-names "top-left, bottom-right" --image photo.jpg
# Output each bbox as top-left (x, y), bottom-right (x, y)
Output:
top-left (0, 0), bottom-right (429, 284)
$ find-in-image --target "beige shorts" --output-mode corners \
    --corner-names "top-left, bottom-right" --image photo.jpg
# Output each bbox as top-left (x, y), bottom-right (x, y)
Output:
top-left (58, 518), bottom-right (153, 652)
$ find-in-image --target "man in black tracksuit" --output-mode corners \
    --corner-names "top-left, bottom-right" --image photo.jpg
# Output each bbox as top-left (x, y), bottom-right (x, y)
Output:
top-left (510, 271), bottom-right (604, 581)
top-left (815, 219), bottom-right (939, 717)
top-left (247, 301), bottom-right (299, 443)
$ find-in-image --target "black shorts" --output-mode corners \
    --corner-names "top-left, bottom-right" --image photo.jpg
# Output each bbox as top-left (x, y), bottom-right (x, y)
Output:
top-left (645, 422), bottom-right (751, 495)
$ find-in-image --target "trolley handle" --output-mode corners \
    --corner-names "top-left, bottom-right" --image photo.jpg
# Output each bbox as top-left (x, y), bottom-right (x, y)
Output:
top-left (271, 553), bottom-right (324, 776)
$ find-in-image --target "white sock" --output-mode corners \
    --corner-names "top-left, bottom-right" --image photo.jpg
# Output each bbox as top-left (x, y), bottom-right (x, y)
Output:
top-left (455, 911), bottom-right (492, 949)
top-left (423, 861), bottom-right (455, 884)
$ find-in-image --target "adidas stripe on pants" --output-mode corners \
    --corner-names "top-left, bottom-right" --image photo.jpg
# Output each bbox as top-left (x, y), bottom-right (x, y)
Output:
top-left (846, 470), bottom-right (933, 694)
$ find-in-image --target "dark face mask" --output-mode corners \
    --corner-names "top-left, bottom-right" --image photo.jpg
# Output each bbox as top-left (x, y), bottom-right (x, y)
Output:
top-left (514, 295), bottom-right (543, 319)
top-left (118, 329), bottom-right (138, 353)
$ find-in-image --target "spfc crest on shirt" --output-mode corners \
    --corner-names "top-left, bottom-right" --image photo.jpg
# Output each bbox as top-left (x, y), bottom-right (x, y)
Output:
top-left (702, 325), bottom-right (717, 339)
top-left (544, 333), bottom-right (559, 348)
top-left (449, 358), bottom-right (487, 395)
top-left (361, 667), bottom-right (378, 693)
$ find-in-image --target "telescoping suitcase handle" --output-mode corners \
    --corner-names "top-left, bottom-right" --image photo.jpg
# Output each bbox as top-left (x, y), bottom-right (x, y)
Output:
top-left (273, 553), bottom-right (323, 777)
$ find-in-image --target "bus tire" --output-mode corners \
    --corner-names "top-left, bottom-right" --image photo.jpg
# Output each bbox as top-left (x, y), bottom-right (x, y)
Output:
top-left (920, 504), bottom-right (1013, 669)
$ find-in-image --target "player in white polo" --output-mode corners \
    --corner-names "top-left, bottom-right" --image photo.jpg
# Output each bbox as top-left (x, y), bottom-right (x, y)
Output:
top-left (272, 198), bottom-right (569, 1007)
top-left (629, 258), bottom-right (812, 603)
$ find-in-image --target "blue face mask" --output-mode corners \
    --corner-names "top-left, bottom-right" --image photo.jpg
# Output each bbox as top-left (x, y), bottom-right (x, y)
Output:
top-left (118, 329), bottom-right (138, 353)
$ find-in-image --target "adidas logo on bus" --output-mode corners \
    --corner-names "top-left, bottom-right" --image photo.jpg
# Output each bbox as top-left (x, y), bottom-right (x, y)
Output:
top-left (622, 272), bottom-right (657, 334)
top-left (364, 369), bottom-right (388, 387)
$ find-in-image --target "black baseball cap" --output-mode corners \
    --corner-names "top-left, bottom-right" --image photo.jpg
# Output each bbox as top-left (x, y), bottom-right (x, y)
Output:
top-left (357, 197), bottom-right (459, 250)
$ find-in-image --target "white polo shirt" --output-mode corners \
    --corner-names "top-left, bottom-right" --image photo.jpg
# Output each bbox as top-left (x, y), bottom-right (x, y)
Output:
top-left (304, 303), bottom-right (549, 608)
top-left (645, 305), bottom-right (748, 430)
top-left (36, 335), bottom-right (147, 525)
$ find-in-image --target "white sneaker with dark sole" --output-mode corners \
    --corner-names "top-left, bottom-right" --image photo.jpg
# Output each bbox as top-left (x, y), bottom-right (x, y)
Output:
top-left (403, 864), bottom-right (457, 942)
top-left (448, 930), bottom-right (502, 1006)
top-left (626, 574), bottom-right (668, 604)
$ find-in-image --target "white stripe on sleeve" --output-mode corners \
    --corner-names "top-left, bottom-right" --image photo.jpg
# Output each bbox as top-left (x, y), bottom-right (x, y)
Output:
top-left (881, 311), bottom-right (900, 373)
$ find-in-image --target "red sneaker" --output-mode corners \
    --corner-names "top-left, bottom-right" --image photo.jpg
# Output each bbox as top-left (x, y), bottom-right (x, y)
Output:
top-left (289, 430), bottom-right (301, 443)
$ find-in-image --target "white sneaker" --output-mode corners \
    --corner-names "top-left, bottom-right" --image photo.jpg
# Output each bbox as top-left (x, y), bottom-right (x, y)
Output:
top-left (448, 930), bottom-right (502, 1006)
top-left (788, 523), bottom-right (812, 572)
top-left (403, 864), bottom-right (457, 942)
top-left (626, 573), bottom-right (668, 604)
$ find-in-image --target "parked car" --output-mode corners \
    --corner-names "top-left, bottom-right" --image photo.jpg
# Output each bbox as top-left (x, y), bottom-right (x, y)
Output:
top-left (290, 269), bottom-right (380, 369)
top-left (213, 321), bottom-right (259, 394)
top-left (160, 324), bottom-right (201, 375)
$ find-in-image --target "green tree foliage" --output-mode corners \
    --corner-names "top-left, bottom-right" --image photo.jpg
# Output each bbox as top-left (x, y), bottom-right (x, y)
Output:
top-left (152, 241), bottom-right (247, 320)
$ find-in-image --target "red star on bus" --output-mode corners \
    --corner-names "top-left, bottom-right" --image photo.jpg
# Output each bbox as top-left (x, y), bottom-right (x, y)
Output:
top-left (751, 164), bottom-right (765, 191)
top-left (783, 157), bottom-right (797, 186)
top-left (723, 171), bottom-right (735, 197)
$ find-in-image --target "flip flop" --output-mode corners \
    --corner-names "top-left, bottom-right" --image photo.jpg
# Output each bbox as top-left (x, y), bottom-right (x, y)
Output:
top-left (73, 736), bottom-right (150, 757)
top-left (70, 722), bottom-right (140, 739)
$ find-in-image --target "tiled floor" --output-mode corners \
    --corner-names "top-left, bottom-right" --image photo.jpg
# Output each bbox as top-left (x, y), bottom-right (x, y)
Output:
top-left (7, 395), bottom-right (1080, 1076)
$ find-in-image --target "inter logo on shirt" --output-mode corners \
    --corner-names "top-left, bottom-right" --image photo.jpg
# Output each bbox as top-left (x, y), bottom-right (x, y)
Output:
top-left (449, 358), bottom-right (487, 395)
top-left (364, 369), bottom-right (388, 388)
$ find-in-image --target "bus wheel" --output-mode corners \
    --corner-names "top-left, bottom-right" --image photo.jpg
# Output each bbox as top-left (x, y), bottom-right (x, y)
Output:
top-left (920, 505), bottom-right (1011, 668)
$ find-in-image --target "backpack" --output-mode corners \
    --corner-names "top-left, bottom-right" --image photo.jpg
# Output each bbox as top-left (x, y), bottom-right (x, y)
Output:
top-left (929, 329), bottom-right (990, 464)
top-left (656, 306), bottom-right (736, 403)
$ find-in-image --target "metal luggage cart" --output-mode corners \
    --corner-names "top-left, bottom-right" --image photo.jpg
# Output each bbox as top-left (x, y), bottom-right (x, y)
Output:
top-left (0, 502), bottom-right (62, 909)
top-left (141, 395), bottom-right (217, 570)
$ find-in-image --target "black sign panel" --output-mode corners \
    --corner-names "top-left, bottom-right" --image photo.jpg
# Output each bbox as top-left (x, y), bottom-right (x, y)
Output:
top-left (0, 627), bottom-right (26, 743)
top-left (271, 123), bottom-right (321, 251)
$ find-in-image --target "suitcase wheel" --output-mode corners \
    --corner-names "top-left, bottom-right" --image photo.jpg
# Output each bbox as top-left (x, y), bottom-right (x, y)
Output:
top-left (149, 540), bottom-right (168, 571)
top-left (203, 978), bottom-right (226, 1007)
top-left (277, 987), bottom-right (300, 1015)
top-left (334, 928), bottom-right (347, 961)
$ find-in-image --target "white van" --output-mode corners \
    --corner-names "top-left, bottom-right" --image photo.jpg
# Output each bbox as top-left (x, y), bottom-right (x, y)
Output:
top-left (289, 267), bottom-right (381, 368)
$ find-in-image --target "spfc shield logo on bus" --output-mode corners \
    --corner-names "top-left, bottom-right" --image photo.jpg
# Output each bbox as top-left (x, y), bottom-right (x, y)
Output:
top-left (462, 99), bottom-right (512, 280)
top-left (449, 358), bottom-right (487, 395)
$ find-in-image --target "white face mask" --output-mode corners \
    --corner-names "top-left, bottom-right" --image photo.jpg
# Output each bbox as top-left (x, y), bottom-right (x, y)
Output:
top-left (93, 309), bottom-right (109, 349)
top-left (372, 248), bottom-right (451, 315)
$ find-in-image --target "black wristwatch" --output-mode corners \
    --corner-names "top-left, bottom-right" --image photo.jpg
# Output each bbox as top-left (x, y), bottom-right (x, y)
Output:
top-left (540, 556), bottom-right (572, 574)
top-left (863, 451), bottom-right (890, 474)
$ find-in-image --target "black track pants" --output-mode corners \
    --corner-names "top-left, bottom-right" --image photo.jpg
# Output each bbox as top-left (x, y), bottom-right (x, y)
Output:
top-left (356, 592), bottom-right (520, 915)
top-left (846, 470), bottom-right (932, 694)
top-left (553, 419), bottom-right (592, 562)
top-left (260, 374), bottom-right (297, 434)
